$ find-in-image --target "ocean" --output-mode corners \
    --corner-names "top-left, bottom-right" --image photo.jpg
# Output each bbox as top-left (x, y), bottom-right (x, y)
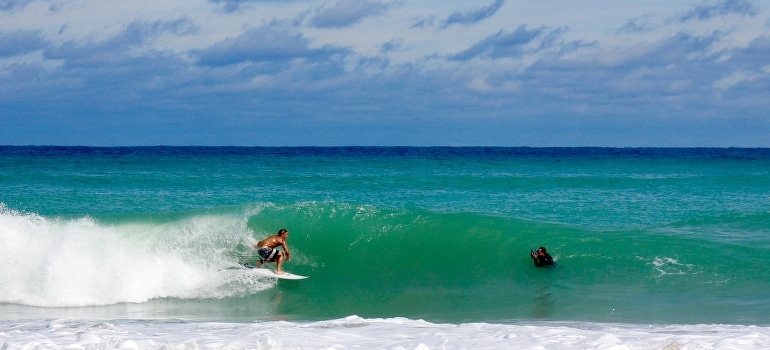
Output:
top-left (1, 146), bottom-right (769, 349)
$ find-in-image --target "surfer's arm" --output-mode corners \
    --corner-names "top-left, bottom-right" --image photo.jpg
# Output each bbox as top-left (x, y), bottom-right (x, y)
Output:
top-left (280, 241), bottom-right (290, 260)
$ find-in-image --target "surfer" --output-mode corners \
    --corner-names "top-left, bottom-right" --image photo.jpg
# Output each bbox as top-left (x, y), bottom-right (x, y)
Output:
top-left (252, 228), bottom-right (291, 274)
top-left (531, 246), bottom-right (554, 267)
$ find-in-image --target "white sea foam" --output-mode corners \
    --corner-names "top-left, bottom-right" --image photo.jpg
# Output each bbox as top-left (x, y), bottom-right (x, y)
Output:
top-left (0, 206), bottom-right (272, 307)
top-left (651, 256), bottom-right (701, 277)
top-left (1, 316), bottom-right (770, 349)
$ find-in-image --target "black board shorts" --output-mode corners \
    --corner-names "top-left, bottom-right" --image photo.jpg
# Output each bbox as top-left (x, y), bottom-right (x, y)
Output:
top-left (257, 247), bottom-right (278, 261)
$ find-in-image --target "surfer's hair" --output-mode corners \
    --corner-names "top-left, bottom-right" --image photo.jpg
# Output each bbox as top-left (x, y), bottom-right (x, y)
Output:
top-left (277, 228), bottom-right (288, 236)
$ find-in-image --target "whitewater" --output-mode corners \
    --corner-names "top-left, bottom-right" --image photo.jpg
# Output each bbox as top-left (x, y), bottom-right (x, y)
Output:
top-left (3, 317), bottom-right (770, 349)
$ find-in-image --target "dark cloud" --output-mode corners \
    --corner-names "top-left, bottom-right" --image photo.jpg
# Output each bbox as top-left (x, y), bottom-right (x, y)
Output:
top-left (442, 0), bottom-right (504, 28)
top-left (0, 0), bottom-right (32, 12)
top-left (451, 25), bottom-right (550, 60)
top-left (735, 35), bottom-right (770, 64)
top-left (308, 0), bottom-right (393, 28)
top-left (618, 15), bottom-right (654, 34)
top-left (509, 31), bottom-right (733, 116)
top-left (636, 31), bottom-right (723, 69)
top-left (195, 26), bottom-right (349, 66)
top-left (44, 18), bottom-right (198, 67)
top-left (680, 0), bottom-right (757, 21)
top-left (208, 0), bottom-right (292, 13)
top-left (380, 38), bottom-right (401, 53)
top-left (410, 16), bottom-right (435, 29)
top-left (0, 30), bottom-right (46, 57)
top-left (714, 35), bottom-right (770, 91)
top-left (209, 0), bottom-right (252, 13)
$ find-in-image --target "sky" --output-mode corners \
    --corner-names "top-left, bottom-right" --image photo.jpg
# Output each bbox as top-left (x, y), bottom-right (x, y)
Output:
top-left (1, 0), bottom-right (769, 146)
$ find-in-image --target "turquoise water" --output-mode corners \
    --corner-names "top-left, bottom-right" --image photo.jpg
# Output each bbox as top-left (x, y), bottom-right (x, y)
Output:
top-left (1, 146), bottom-right (769, 325)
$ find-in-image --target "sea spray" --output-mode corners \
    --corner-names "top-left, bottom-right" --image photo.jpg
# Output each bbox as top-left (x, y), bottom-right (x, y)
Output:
top-left (0, 205), bottom-right (275, 307)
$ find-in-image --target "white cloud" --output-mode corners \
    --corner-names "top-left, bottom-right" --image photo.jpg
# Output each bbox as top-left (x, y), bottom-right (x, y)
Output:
top-left (713, 70), bottom-right (757, 90)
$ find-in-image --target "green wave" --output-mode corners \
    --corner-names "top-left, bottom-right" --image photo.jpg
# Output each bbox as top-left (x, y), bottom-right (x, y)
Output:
top-left (221, 201), bottom-right (770, 323)
top-left (4, 202), bottom-right (768, 323)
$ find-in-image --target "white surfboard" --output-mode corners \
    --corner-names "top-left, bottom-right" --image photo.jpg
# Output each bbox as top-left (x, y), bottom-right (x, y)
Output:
top-left (242, 264), bottom-right (308, 280)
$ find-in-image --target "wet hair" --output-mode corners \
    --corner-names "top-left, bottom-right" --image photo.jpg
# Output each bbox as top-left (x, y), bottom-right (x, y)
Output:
top-left (538, 247), bottom-right (547, 253)
top-left (277, 228), bottom-right (288, 236)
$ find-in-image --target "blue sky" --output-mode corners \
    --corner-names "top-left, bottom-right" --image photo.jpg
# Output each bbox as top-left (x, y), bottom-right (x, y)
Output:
top-left (1, 0), bottom-right (769, 146)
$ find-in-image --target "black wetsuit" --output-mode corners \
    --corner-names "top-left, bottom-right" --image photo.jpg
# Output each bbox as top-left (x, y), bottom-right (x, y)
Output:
top-left (533, 253), bottom-right (554, 267)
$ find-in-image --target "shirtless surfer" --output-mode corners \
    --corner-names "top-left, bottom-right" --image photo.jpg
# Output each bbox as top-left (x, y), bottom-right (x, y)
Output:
top-left (252, 228), bottom-right (291, 274)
